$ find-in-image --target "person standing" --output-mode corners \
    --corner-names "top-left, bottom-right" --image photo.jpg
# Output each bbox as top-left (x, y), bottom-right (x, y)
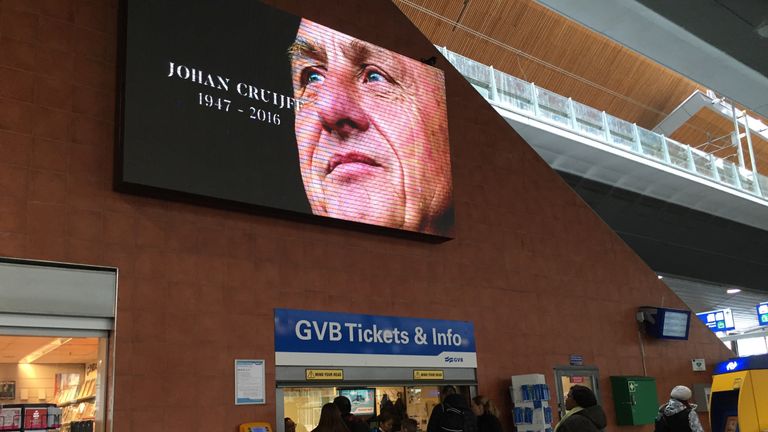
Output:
top-left (554, 385), bottom-right (606, 432)
top-left (427, 386), bottom-right (457, 432)
top-left (313, 403), bottom-right (349, 432)
top-left (471, 396), bottom-right (502, 432)
top-left (654, 386), bottom-right (704, 432)
top-left (334, 396), bottom-right (369, 432)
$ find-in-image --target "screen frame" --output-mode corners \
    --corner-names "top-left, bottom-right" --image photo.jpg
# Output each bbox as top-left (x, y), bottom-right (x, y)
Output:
top-left (114, 0), bottom-right (453, 243)
top-left (641, 307), bottom-right (691, 340)
top-left (338, 387), bottom-right (377, 417)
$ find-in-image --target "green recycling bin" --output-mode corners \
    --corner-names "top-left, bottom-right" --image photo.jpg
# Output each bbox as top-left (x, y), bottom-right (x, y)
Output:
top-left (610, 376), bottom-right (659, 425)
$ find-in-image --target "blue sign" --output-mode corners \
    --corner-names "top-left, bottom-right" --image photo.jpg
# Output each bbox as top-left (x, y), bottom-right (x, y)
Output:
top-left (713, 355), bottom-right (768, 375)
top-left (696, 309), bottom-right (735, 332)
top-left (274, 309), bottom-right (476, 368)
top-left (757, 302), bottom-right (768, 327)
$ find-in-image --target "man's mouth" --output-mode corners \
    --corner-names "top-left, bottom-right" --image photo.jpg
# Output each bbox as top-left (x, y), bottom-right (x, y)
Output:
top-left (327, 152), bottom-right (381, 174)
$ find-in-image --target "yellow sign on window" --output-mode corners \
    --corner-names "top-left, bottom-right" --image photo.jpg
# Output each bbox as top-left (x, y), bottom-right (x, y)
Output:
top-left (305, 369), bottom-right (344, 380)
top-left (414, 370), bottom-right (444, 380)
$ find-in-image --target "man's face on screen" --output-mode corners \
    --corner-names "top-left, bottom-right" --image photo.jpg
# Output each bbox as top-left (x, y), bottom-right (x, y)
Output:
top-left (289, 19), bottom-right (451, 234)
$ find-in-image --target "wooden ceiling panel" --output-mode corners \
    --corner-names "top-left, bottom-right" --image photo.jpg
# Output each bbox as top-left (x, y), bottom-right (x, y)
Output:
top-left (670, 109), bottom-right (768, 173)
top-left (395, 0), bottom-right (768, 174)
top-left (395, 0), bottom-right (704, 126)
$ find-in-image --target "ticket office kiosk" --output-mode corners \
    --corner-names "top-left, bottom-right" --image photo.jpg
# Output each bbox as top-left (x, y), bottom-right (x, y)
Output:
top-left (275, 366), bottom-right (478, 432)
top-left (711, 354), bottom-right (768, 432)
top-left (273, 309), bottom-right (479, 432)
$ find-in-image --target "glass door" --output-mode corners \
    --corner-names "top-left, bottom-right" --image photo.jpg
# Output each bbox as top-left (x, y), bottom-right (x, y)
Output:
top-left (553, 366), bottom-right (600, 419)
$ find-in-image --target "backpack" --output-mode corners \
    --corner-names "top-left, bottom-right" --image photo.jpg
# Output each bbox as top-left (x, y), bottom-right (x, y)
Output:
top-left (440, 402), bottom-right (477, 432)
top-left (654, 405), bottom-right (692, 432)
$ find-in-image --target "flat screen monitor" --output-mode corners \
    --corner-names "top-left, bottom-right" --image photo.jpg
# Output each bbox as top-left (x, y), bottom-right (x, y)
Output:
top-left (338, 388), bottom-right (376, 416)
top-left (640, 307), bottom-right (691, 340)
top-left (118, 0), bottom-right (454, 238)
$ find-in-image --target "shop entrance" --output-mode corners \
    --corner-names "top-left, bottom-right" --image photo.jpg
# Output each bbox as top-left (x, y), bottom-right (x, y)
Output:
top-left (0, 258), bottom-right (117, 432)
top-left (279, 384), bottom-right (476, 432)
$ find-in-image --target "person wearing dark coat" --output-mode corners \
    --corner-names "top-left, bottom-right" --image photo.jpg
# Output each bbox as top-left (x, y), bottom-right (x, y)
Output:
top-left (434, 394), bottom-right (477, 432)
top-left (554, 385), bottom-right (606, 432)
top-left (334, 396), bottom-right (369, 432)
top-left (471, 396), bottom-right (502, 432)
top-left (427, 386), bottom-right (457, 432)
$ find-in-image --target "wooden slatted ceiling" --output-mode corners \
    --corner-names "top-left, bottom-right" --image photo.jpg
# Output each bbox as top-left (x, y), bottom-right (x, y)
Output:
top-left (395, 0), bottom-right (768, 176)
top-left (671, 109), bottom-right (768, 173)
top-left (396, 0), bottom-right (707, 128)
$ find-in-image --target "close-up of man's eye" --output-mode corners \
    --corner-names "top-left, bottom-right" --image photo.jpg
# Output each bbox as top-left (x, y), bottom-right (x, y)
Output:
top-left (362, 66), bottom-right (394, 85)
top-left (365, 70), bottom-right (386, 83)
top-left (301, 68), bottom-right (325, 86)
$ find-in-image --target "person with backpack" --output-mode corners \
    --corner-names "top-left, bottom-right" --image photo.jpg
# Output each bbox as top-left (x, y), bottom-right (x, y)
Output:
top-left (427, 385), bottom-right (457, 432)
top-left (437, 393), bottom-right (478, 432)
top-left (554, 385), bottom-right (606, 432)
top-left (654, 386), bottom-right (704, 432)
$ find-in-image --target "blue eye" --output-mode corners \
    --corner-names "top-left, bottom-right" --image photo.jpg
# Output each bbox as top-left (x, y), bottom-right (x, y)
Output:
top-left (365, 70), bottom-right (386, 83)
top-left (306, 71), bottom-right (324, 84)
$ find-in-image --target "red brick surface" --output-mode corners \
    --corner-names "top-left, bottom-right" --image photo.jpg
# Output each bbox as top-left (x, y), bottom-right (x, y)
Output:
top-left (0, 0), bottom-right (732, 431)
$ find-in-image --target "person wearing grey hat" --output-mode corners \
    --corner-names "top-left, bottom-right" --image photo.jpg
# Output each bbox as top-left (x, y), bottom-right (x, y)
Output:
top-left (654, 386), bottom-right (704, 432)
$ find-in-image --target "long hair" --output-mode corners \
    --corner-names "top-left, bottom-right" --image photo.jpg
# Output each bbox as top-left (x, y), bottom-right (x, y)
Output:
top-left (313, 403), bottom-right (348, 432)
top-left (472, 395), bottom-right (499, 418)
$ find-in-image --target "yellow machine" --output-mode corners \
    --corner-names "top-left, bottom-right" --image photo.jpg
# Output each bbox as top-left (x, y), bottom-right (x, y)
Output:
top-left (711, 354), bottom-right (768, 432)
top-left (239, 422), bottom-right (272, 432)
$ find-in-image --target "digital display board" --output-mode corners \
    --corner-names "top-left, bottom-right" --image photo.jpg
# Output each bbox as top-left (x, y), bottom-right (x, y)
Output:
top-left (661, 310), bottom-right (690, 338)
top-left (757, 302), bottom-right (768, 326)
top-left (339, 388), bottom-right (376, 416)
top-left (118, 1), bottom-right (453, 238)
top-left (639, 306), bottom-right (691, 340)
top-left (696, 309), bottom-right (736, 332)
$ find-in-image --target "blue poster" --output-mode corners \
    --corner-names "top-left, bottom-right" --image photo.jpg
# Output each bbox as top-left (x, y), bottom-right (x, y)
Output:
top-left (696, 308), bottom-right (735, 332)
top-left (274, 309), bottom-right (476, 368)
top-left (757, 302), bottom-right (768, 327)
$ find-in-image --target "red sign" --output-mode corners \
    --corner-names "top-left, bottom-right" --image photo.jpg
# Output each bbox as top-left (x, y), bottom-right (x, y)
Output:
top-left (570, 376), bottom-right (584, 384)
top-left (24, 408), bottom-right (48, 429)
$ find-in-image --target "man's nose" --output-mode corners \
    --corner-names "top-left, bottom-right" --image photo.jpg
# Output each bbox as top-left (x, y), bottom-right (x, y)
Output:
top-left (318, 81), bottom-right (369, 138)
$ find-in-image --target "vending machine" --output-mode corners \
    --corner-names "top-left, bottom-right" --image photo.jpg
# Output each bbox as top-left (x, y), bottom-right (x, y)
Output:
top-left (710, 354), bottom-right (768, 432)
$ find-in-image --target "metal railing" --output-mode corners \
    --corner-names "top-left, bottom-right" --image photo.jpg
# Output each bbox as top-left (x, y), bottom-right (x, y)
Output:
top-left (438, 47), bottom-right (768, 200)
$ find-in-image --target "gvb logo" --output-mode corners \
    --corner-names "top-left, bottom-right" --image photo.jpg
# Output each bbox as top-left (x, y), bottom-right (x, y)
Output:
top-left (444, 356), bottom-right (464, 363)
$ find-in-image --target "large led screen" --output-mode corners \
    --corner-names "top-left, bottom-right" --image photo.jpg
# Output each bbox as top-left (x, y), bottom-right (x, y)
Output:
top-left (118, 1), bottom-right (453, 237)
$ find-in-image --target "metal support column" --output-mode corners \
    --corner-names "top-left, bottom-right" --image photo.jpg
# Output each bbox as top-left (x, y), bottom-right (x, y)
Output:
top-left (742, 111), bottom-right (762, 195)
top-left (731, 103), bottom-right (746, 168)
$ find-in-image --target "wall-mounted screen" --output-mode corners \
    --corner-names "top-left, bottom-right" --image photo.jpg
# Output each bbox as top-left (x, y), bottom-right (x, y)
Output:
top-left (639, 307), bottom-right (691, 340)
top-left (696, 309), bottom-right (736, 332)
top-left (757, 302), bottom-right (768, 327)
top-left (338, 388), bottom-right (376, 416)
top-left (118, 0), bottom-right (453, 238)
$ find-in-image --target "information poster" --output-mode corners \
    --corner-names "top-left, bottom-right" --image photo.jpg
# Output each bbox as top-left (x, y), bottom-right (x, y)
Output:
top-left (235, 359), bottom-right (266, 405)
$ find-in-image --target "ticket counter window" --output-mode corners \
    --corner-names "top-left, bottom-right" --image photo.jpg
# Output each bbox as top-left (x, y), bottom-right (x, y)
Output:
top-left (404, 387), bottom-right (439, 430)
top-left (284, 387), bottom-right (338, 432)
top-left (282, 386), bottom-right (467, 432)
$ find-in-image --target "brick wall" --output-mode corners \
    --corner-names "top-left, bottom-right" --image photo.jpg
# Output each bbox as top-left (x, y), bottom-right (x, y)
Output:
top-left (0, 0), bottom-right (731, 431)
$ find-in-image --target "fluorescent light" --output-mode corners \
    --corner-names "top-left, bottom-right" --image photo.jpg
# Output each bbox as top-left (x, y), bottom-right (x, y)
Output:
top-left (19, 338), bottom-right (72, 364)
top-left (657, 275), bottom-right (663, 279)
top-left (726, 288), bottom-right (741, 294)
